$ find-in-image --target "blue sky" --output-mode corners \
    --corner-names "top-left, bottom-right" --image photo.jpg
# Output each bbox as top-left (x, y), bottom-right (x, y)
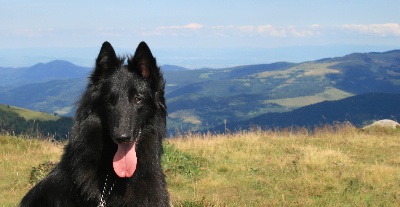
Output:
top-left (1, 0), bottom-right (400, 68)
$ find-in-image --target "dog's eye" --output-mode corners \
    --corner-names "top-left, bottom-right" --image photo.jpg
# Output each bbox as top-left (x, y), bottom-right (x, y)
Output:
top-left (133, 96), bottom-right (141, 104)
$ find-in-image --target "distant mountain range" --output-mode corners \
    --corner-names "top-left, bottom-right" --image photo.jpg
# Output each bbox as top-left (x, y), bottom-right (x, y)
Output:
top-left (0, 49), bottom-right (400, 135)
top-left (1, 93), bottom-right (398, 138)
top-left (0, 60), bottom-right (90, 87)
top-left (166, 50), bottom-right (400, 134)
top-left (209, 93), bottom-right (400, 133)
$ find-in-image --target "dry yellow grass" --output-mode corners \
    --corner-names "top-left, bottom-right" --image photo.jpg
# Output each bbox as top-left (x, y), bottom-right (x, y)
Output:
top-left (169, 110), bottom-right (202, 125)
top-left (166, 124), bottom-right (400, 206)
top-left (253, 62), bottom-right (340, 79)
top-left (2, 124), bottom-right (400, 206)
top-left (0, 136), bottom-right (62, 205)
top-left (264, 87), bottom-right (353, 109)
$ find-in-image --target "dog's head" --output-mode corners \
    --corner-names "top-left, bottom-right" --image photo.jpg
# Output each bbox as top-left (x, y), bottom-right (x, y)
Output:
top-left (89, 41), bottom-right (166, 178)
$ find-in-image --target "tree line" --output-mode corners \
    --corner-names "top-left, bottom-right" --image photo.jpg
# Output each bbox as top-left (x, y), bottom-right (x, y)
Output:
top-left (0, 109), bottom-right (73, 140)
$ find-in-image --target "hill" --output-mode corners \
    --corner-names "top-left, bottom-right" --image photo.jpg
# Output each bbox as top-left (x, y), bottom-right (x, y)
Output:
top-left (0, 50), bottom-right (400, 134)
top-left (2, 125), bottom-right (400, 206)
top-left (166, 50), bottom-right (400, 133)
top-left (0, 60), bottom-right (89, 115)
top-left (161, 64), bottom-right (190, 72)
top-left (0, 60), bottom-right (90, 87)
top-left (0, 79), bottom-right (85, 116)
top-left (208, 93), bottom-right (400, 133)
top-left (0, 104), bottom-right (59, 121)
top-left (0, 104), bottom-right (73, 139)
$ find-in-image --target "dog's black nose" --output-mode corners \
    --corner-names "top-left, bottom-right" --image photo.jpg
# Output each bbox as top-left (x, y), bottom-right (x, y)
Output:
top-left (115, 133), bottom-right (132, 143)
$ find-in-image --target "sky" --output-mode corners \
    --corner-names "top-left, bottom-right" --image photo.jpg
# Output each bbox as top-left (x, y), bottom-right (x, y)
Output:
top-left (1, 0), bottom-right (400, 68)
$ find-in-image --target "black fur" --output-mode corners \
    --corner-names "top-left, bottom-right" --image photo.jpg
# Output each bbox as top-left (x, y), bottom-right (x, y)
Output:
top-left (20, 42), bottom-right (169, 206)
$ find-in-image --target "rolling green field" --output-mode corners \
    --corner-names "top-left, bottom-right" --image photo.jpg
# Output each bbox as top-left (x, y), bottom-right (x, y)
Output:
top-left (0, 104), bottom-right (59, 121)
top-left (1, 124), bottom-right (399, 206)
top-left (264, 87), bottom-right (352, 110)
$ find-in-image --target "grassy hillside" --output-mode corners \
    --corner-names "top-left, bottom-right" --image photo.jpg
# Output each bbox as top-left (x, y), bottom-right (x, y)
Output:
top-left (0, 104), bottom-right (73, 139)
top-left (0, 104), bottom-right (59, 121)
top-left (0, 136), bottom-right (61, 206)
top-left (2, 124), bottom-right (400, 206)
top-left (166, 125), bottom-right (400, 206)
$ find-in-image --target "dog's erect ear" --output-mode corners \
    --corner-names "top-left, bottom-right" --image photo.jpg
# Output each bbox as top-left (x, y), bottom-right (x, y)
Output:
top-left (91, 41), bottom-right (119, 83)
top-left (129, 41), bottom-right (159, 79)
top-left (130, 42), bottom-right (166, 110)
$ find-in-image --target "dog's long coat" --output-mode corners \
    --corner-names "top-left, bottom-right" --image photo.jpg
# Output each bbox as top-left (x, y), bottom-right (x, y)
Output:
top-left (20, 42), bottom-right (169, 207)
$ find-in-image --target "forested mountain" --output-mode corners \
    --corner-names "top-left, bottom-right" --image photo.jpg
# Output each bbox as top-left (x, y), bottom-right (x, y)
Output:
top-left (0, 104), bottom-right (72, 139)
top-left (166, 50), bottom-right (400, 133)
top-left (0, 60), bottom-right (90, 87)
top-left (207, 93), bottom-right (400, 134)
top-left (0, 50), bottom-right (400, 135)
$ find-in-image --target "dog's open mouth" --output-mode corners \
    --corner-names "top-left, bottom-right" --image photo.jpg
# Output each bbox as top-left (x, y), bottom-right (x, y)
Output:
top-left (112, 130), bottom-right (141, 178)
top-left (113, 141), bottom-right (137, 178)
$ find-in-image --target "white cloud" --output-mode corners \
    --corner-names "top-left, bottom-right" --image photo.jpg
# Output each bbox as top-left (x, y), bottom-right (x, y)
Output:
top-left (141, 23), bottom-right (204, 36)
top-left (287, 26), bottom-right (320, 37)
top-left (256, 25), bottom-right (287, 37)
top-left (157, 23), bottom-right (204, 30)
top-left (341, 23), bottom-right (400, 36)
top-left (184, 23), bottom-right (204, 30)
top-left (139, 23), bottom-right (400, 42)
top-left (212, 25), bottom-right (285, 37)
top-left (211, 24), bottom-right (319, 38)
top-left (237, 25), bottom-right (255, 33)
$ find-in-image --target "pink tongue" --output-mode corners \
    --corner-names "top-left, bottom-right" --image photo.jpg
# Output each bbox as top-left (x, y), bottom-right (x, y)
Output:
top-left (113, 142), bottom-right (137, 178)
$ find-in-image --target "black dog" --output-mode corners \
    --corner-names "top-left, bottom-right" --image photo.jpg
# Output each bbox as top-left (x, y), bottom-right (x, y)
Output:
top-left (20, 41), bottom-right (169, 206)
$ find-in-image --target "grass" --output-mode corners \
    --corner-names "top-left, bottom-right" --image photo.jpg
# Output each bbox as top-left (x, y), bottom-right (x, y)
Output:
top-left (169, 110), bottom-right (202, 125)
top-left (1, 124), bottom-right (400, 206)
top-left (0, 104), bottom-right (60, 121)
top-left (253, 62), bottom-right (340, 79)
top-left (264, 87), bottom-right (353, 109)
top-left (166, 124), bottom-right (400, 206)
top-left (0, 136), bottom-right (62, 206)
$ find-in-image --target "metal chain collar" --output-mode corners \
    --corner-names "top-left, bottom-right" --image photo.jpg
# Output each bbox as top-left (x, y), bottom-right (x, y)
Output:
top-left (98, 174), bottom-right (115, 207)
